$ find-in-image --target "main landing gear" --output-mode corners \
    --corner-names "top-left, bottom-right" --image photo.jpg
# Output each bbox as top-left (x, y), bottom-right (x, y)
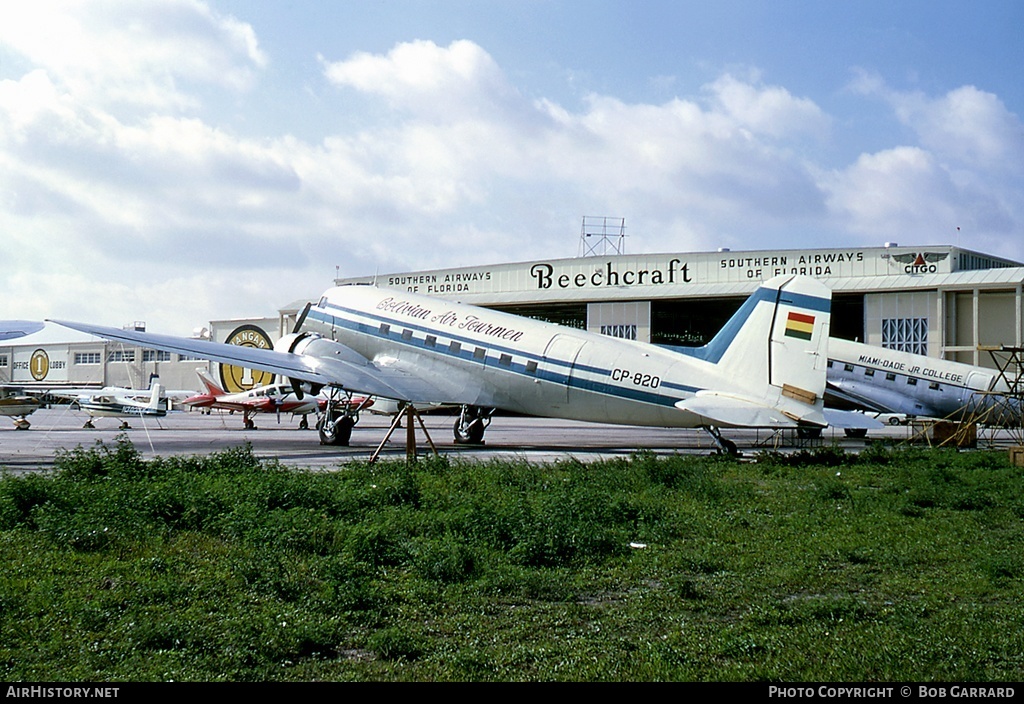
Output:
top-left (317, 391), bottom-right (370, 446)
top-left (454, 405), bottom-right (493, 445)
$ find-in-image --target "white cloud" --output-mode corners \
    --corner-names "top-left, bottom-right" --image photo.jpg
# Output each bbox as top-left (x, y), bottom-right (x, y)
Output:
top-left (0, 0), bottom-right (266, 110)
top-left (321, 39), bottom-right (518, 121)
top-left (831, 74), bottom-right (1023, 255)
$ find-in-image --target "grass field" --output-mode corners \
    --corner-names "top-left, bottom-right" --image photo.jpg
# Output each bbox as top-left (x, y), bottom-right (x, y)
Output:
top-left (1, 436), bottom-right (1022, 681)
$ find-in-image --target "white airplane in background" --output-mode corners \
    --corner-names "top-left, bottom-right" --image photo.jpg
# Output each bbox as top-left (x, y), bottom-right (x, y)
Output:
top-left (52, 274), bottom-right (863, 455)
top-left (51, 383), bottom-right (168, 429)
top-left (825, 338), bottom-right (1023, 432)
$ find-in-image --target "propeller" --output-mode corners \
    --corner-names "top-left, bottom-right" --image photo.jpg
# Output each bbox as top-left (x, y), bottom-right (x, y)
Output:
top-left (288, 302), bottom-right (313, 400)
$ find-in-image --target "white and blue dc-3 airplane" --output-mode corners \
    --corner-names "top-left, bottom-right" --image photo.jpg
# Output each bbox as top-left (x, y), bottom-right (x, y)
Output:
top-left (52, 273), bottom-right (869, 454)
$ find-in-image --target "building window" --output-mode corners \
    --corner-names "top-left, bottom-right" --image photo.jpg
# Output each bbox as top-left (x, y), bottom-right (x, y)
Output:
top-left (0, 354), bottom-right (7, 367)
top-left (882, 317), bottom-right (928, 356)
top-left (108, 350), bottom-right (135, 363)
top-left (143, 350), bottom-right (171, 362)
top-left (73, 352), bottom-right (101, 365)
top-left (600, 324), bottom-right (637, 340)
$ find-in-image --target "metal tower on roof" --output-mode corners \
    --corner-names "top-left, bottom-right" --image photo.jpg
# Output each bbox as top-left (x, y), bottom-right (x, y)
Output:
top-left (578, 216), bottom-right (626, 257)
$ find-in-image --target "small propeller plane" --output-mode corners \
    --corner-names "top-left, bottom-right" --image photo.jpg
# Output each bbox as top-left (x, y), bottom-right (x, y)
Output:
top-left (0, 394), bottom-right (42, 430)
top-left (52, 383), bottom-right (168, 429)
top-left (183, 368), bottom-right (372, 430)
top-left (52, 273), bottom-right (854, 454)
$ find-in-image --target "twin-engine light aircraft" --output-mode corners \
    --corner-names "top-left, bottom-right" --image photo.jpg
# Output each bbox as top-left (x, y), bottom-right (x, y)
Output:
top-left (183, 368), bottom-right (372, 430)
top-left (52, 274), bottom-right (846, 454)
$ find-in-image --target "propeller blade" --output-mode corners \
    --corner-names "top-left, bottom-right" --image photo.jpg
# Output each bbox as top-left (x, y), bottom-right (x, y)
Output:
top-left (293, 301), bottom-right (312, 334)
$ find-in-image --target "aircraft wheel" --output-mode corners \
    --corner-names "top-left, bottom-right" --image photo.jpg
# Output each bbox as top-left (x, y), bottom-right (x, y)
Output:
top-left (797, 426), bottom-right (822, 439)
top-left (715, 437), bottom-right (738, 456)
top-left (318, 415), bottom-right (354, 446)
top-left (453, 417), bottom-right (486, 444)
top-left (844, 428), bottom-right (868, 438)
top-left (244, 418), bottom-right (256, 430)
top-left (14, 420), bottom-right (30, 430)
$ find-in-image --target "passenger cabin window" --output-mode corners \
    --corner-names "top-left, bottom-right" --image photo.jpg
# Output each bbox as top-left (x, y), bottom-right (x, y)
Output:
top-left (886, 372), bottom-right (896, 381)
top-left (449, 341), bottom-right (461, 355)
top-left (499, 353), bottom-right (512, 367)
top-left (379, 323), bottom-right (390, 336)
top-left (907, 377), bottom-right (918, 386)
top-left (844, 363), bottom-right (854, 372)
top-left (864, 368), bottom-right (875, 377)
top-left (402, 329), bottom-right (413, 341)
top-left (526, 360), bottom-right (538, 374)
top-left (425, 335), bottom-right (437, 347)
top-left (929, 382), bottom-right (941, 391)
top-left (474, 347), bottom-right (486, 361)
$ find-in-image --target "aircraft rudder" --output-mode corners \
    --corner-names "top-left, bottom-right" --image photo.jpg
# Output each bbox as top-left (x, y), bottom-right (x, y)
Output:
top-left (196, 367), bottom-right (226, 396)
top-left (769, 276), bottom-right (832, 406)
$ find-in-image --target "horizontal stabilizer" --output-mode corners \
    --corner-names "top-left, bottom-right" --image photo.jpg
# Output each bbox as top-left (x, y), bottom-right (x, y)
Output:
top-left (675, 393), bottom-right (801, 429)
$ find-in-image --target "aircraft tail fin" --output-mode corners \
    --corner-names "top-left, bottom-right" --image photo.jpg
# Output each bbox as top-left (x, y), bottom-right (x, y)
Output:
top-left (675, 275), bottom-right (831, 427)
top-left (195, 368), bottom-right (226, 397)
top-left (148, 383), bottom-right (164, 410)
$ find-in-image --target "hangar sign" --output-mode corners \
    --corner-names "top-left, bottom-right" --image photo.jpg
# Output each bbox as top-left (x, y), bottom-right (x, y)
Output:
top-left (530, 259), bottom-right (692, 290)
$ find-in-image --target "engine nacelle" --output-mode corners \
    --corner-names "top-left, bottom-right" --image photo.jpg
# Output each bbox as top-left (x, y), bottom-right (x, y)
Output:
top-left (274, 331), bottom-right (316, 355)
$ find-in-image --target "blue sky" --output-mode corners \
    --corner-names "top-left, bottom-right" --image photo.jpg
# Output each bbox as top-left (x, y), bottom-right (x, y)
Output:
top-left (1, 0), bottom-right (1021, 333)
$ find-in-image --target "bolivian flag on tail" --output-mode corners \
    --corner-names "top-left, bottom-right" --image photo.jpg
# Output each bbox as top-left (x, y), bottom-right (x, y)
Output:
top-left (785, 311), bottom-right (815, 341)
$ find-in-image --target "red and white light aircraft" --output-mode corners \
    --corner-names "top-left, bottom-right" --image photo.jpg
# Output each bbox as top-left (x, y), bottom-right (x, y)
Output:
top-left (183, 368), bottom-right (371, 430)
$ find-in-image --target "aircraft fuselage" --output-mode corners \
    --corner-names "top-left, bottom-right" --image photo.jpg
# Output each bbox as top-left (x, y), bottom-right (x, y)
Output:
top-left (303, 283), bottom-right (825, 428)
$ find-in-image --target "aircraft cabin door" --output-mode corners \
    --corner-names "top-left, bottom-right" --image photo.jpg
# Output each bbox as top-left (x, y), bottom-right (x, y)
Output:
top-left (542, 334), bottom-right (587, 407)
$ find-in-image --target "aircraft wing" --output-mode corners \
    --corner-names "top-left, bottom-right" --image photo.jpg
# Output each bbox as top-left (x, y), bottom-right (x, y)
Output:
top-left (48, 320), bottom-right (447, 404)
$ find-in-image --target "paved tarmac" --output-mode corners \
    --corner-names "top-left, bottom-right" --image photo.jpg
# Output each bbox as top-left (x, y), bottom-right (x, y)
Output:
top-left (0, 406), bottom-right (1016, 473)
